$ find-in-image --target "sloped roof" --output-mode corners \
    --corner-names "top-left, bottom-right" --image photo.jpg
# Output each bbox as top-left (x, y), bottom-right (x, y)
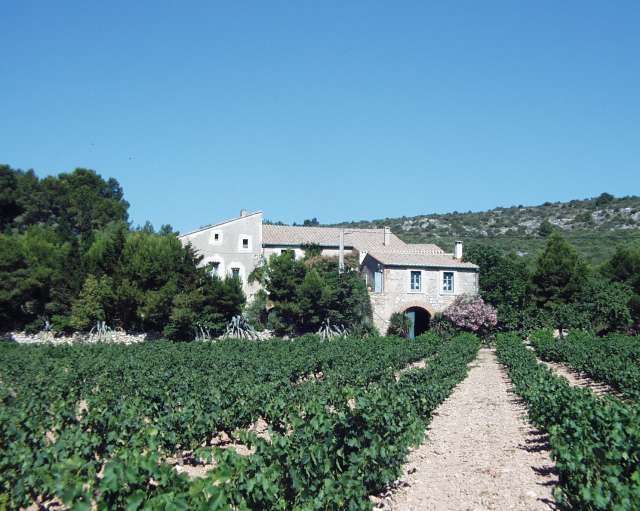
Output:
top-left (399, 243), bottom-right (446, 255)
top-left (262, 225), bottom-right (407, 251)
top-left (179, 211), bottom-right (263, 238)
top-left (366, 250), bottom-right (478, 269)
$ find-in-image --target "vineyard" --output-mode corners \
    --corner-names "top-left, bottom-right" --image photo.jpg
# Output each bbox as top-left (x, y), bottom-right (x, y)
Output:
top-left (3, 331), bottom-right (640, 510)
top-left (497, 333), bottom-right (640, 509)
top-left (0, 334), bottom-right (478, 510)
top-left (531, 329), bottom-right (640, 401)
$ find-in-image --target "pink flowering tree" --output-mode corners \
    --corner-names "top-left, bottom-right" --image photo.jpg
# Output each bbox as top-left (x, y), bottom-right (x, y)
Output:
top-left (442, 295), bottom-right (498, 336)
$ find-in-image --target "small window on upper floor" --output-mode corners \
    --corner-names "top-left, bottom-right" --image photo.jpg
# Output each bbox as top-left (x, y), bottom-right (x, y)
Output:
top-left (443, 271), bottom-right (454, 293)
top-left (410, 271), bottom-right (421, 291)
top-left (210, 230), bottom-right (223, 245)
top-left (238, 235), bottom-right (252, 251)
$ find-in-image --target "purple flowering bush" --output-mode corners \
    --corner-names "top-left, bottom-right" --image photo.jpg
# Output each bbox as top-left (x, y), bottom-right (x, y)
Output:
top-left (443, 295), bottom-right (498, 335)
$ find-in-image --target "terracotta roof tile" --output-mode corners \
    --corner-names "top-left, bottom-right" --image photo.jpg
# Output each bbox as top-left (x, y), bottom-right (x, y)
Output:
top-left (262, 225), bottom-right (407, 251)
top-left (366, 250), bottom-right (478, 269)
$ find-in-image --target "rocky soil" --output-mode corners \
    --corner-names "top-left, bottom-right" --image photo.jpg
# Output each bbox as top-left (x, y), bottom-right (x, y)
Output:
top-left (3, 330), bottom-right (156, 345)
top-left (539, 359), bottom-right (618, 397)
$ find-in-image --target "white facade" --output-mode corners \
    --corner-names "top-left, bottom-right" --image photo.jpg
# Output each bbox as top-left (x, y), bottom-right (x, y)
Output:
top-left (178, 211), bottom-right (264, 300)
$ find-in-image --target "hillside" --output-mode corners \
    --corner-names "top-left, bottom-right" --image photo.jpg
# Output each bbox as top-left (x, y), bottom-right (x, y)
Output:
top-left (331, 193), bottom-right (640, 264)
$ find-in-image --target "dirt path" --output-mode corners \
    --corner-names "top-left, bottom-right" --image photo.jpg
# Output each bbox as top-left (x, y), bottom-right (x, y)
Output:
top-left (379, 348), bottom-right (557, 511)
top-left (395, 358), bottom-right (428, 381)
top-left (538, 360), bottom-right (616, 397)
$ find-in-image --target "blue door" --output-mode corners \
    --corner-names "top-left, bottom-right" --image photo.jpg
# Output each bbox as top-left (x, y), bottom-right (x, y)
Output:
top-left (405, 310), bottom-right (416, 339)
top-left (374, 271), bottom-right (383, 293)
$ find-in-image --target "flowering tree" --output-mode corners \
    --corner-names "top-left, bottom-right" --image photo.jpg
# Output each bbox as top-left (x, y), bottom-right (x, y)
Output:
top-left (443, 295), bottom-right (497, 334)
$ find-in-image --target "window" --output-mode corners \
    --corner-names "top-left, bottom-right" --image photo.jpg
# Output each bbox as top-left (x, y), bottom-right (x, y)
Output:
top-left (231, 267), bottom-right (240, 279)
top-left (210, 230), bottom-right (223, 245)
top-left (281, 249), bottom-right (294, 256)
top-left (443, 271), bottom-right (454, 292)
top-left (211, 262), bottom-right (220, 276)
top-left (410, 271), bottom-right (421, 291)
top-left (238, 235), bottom-right (252, 251)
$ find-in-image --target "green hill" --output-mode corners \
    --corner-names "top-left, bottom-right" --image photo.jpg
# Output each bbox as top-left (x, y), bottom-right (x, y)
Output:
top-left (331, 193), bottom-right (640, 265)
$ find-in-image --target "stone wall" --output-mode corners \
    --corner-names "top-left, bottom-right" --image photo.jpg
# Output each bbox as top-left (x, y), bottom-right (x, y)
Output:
top-left (3, 330), bottom-right (159, 345)
top-left (368, 265), bottom-right (479, 334)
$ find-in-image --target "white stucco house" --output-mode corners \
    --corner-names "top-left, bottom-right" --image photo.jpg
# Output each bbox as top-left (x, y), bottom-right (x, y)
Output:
top-left (178, 210), bottom-right (479, 337)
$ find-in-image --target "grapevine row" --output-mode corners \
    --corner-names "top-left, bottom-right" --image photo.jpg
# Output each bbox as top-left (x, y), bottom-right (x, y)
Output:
top-left (0, 333), bottom-right (478, 509)
top-left (496, 333), bottom-right (640, 510)
top-left (531, 329), bottom-right (640, 401)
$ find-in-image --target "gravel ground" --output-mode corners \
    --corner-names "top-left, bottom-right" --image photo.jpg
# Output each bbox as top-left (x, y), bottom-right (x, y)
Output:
top-left (539, 360), bottom-right (616, 397)
top-left (381, 348), bottom-right (558, 511)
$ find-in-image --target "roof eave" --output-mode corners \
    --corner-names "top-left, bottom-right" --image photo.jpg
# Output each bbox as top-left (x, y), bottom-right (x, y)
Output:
top-left (178, 211), bottom-right (263, 238)
top-left (363, 253), bottom-right (478, 270)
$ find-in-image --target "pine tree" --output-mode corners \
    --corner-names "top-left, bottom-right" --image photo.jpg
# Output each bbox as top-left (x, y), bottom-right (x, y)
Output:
top-left (532, 233), bottom-right (588, 308)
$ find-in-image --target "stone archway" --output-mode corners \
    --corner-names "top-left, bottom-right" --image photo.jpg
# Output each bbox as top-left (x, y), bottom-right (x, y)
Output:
top-left (396, 302), bottom-right (434, 339)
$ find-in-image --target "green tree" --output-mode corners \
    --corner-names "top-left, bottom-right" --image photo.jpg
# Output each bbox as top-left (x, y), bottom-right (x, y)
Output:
top-left (0, 165), bottom-right (21, 230)
top-left (0, 234), bottom-right (30, 330)
top-left (595, 192), bottom-right (615, 206)
top-left (261, 252), bottom-right (305, 334)
top-left (537, 219), bottom-right (557, 237)
top-left (245, 289), bottom-right (269, 331)
top-left (550, 302), bottom-right (589, 336)
top-left (18, 226), bottom-right (74, 332)
top-left (387, 312), bottom-right (411, 337)
top-left (163, 289), bottom-right (203, 341)
top-left (48, 169), bottom-right (129, 239)
top-left (0, 164), bottom-right (247, 337)
top-left (0, 166), bottom-right (129, 240)
top-left (164, 275), bottom-right (245, 340)
top-left (70, 275), bottom-right (115, 331)
top-left (532, 233), bottom-right (588, 309)
top-left (297, 269), bottom-right (328, 331)
top-left (465, 245), bottom-right (530, 330)
top-left (578, 276), bottom-right (632, 334)
top-left (602, 243), bottom-right (640, 326)
top-left (84, 222), bottom-right (128, 276)
top-left (257, 251), bottom-right (372, 336)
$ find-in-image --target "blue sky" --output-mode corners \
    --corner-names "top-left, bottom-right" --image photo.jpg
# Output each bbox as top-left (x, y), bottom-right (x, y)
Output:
top-left (1, 1), bottom-right (639, 232)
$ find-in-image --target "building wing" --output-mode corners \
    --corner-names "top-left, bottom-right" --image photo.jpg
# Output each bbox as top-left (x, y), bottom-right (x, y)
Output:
top-left (366, 250), bottom-right (478, 269)
top-left (262, 224), bottom-right (406, 251)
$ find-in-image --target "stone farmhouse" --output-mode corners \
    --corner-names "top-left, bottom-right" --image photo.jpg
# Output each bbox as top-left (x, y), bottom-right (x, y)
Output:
top-left (178, 210), bottom-right (479, 337)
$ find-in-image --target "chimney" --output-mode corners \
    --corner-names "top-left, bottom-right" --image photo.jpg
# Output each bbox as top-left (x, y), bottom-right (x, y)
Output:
top-left (383, 226), bottom-right (391, 246)
top-left (454, 240), bottom-right (463, 260)
top-left (240, 209), bottom-right (248, 217)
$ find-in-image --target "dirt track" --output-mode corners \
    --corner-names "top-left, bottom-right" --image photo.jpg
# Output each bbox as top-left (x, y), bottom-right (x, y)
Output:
top-left (381, 348), bottom-right (557, 511)
top-left (539, 359), bottom-right (617, 397)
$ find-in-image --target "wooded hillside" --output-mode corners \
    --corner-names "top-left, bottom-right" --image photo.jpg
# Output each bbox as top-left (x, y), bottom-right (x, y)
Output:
top-left (332, 193), bottom-right (640, 264)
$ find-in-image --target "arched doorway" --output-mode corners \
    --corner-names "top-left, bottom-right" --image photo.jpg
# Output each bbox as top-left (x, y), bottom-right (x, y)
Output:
top-left (404, 306), bottom-right (431, 339)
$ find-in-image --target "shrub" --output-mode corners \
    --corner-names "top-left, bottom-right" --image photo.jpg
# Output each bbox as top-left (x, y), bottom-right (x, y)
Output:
top-left (442, 295), bottom-right (497, 335)
top-left (387, 312), bottom-right (411, 337)
top-left (70, 275), bottom-right (114, 332)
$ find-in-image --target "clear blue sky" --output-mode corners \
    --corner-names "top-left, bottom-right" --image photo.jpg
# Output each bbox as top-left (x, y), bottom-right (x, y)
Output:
top-left (1, 1), bottom-right (639, 233)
